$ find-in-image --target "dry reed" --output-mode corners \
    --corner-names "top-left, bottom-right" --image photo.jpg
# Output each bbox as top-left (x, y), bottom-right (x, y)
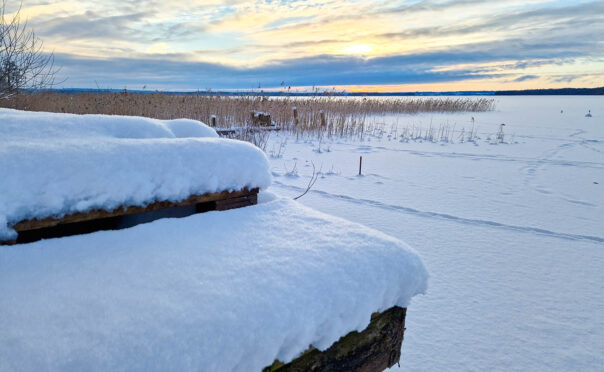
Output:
top-left (1, 91), bottom-right (495, 145)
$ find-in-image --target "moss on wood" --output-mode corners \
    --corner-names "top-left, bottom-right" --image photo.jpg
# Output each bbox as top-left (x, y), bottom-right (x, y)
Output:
top-left (263, 306), bottom-right (406, 372)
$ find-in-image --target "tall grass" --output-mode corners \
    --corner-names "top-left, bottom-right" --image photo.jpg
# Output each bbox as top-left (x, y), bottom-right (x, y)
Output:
top-left (1, 91), bottom-right (495, 144)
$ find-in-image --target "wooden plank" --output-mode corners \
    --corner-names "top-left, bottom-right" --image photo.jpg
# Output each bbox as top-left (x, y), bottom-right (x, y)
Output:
top-left (215, 128), bottom-right (237, 135)
top-left (215, 126), bottom-right (281, 137)
top-left (215, 194), bottom-right (258, 211)
top-left (11, 188), bottom-right (259, 232)
top-left (263, 306), bottom-right (407, 372)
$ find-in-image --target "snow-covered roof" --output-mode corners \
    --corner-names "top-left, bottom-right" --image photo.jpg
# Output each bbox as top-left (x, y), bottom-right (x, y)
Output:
top-left (0, 196), bottom-right (428, 371)
top-left (0, 109), bottom-right (271, 240)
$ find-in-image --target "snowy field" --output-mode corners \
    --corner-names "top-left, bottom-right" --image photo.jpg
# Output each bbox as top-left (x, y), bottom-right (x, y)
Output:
top-left (266, 96), bottom-right (604, 371)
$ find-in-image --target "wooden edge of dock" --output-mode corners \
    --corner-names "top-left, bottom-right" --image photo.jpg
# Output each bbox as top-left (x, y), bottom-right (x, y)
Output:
top-left (2, 187), bottom-right (259, 245)
top-left (263, 306), bottom-right (407, 372)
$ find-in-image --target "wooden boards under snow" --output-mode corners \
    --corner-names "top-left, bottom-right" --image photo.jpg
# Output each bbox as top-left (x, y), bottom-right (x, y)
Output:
top-left (2, 188), bottom-right (259, 245)
top-left (263, 306), bottom-right (407, 372)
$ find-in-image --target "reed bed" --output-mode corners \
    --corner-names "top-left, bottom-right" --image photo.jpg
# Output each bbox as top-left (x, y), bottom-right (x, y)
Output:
top-left (392, 123), bottom-right (480, 143)
top-left (1, 92), bottom-right (495, 145)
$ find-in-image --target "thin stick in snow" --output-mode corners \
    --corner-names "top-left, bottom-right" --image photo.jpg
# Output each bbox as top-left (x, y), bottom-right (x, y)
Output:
top-left (359, 156), bottom-right (363, 176)
top-left (294, 162), bottom-right (319, 200)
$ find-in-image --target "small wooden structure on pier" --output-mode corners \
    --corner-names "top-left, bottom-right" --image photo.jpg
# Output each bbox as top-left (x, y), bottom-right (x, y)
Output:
top-left (212, 111), bottom-right (281, 137)
top-left (251, 111), bottom-right (273, 126)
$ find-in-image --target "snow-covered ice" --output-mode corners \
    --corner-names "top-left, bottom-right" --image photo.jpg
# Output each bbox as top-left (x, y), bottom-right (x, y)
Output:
top-left (0, 197), bottom-right (428, 371)
top-left (0, 109), bottom-right (271, 240)
top-left (267, 96), bottom-right (604, 371)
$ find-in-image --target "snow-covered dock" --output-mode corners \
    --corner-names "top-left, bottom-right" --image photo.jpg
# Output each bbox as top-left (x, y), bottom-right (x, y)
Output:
top-left (0, 197), bottom-right (428, 371)
top-left (0, 109), bottom-right (271, 242)
top-left (0, 109), bottom-right (428, 371)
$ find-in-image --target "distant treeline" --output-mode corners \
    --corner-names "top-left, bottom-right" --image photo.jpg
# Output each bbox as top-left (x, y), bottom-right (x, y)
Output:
top-left (494, 87), bottom-right (604, 95)
top-left (31, 86), bottom-right (604, 96)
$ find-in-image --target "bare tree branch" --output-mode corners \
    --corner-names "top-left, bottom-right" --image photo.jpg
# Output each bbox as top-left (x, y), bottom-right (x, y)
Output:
top-left (1, 0), bottom-right (58, 99)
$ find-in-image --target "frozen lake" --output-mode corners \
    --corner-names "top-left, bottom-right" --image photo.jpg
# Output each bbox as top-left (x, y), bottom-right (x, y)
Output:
top-left (266, 96), bottom-right (604, 371)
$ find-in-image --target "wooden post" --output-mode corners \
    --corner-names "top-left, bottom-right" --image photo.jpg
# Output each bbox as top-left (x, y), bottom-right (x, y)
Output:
top-left (210, 115), bottom-right (216, 127)
top-left (263, 307), bottom-right (407, 372)
top-left (293, 107), bottom-right (299, 127)
top-left (320, 110), bottom-right (326, 128)
top-left (359, 156), bottom-right (363, 176)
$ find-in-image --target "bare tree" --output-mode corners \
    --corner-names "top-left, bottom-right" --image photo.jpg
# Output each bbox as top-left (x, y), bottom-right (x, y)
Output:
top-left (1, 1), bottom-right (57, 99)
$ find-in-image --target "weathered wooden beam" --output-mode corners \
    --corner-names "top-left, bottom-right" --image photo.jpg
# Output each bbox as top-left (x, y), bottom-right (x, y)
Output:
top-left (1, 188), bottom-right (260, 245)
top-left (215, 126), bottom-right (281, 137)
top-left (11, 188), bottom-right (259, 232)
top-left (215, 193), bottom-right (258, 211)
top-left (263, 306), bottom-right (407, 372)
top-left (215, 128), bottom-right (237, 135)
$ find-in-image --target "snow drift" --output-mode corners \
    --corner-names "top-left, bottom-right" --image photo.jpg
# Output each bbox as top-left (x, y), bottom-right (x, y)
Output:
top-left (0, 109), bottom-right (271, 240)
top-left (0, 197), bottom-right (428, 371)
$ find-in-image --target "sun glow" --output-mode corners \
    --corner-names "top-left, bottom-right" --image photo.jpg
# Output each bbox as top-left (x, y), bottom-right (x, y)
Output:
top-left (342, 44), bottom-right (372, 55)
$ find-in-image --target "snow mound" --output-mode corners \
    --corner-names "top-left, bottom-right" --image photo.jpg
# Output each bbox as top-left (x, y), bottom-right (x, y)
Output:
top-left (0, 109), bottom-right (271, 240)
top-left (0, 197), bottom-right (428, 372)
top-left (0, 108), bottom-right (219, 140)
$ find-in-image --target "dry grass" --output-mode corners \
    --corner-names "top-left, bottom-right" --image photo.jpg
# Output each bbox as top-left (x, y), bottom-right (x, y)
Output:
top-left (390, 122), bottom-right (480, 143)
top-left (1, 91), bottom-right (495, 145)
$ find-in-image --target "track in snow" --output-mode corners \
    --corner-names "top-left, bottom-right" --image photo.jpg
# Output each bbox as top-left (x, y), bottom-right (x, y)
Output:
top-left (274, 181), bottom-right (604, 244)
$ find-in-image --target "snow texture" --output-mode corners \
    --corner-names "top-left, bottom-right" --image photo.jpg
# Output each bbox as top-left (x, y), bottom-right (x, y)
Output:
top-left (0, 109), bottom-right (271, 240)
top-left (0, 197), bottom-right (428, 371)
top-left (268, 96), bottom-right (604, 371)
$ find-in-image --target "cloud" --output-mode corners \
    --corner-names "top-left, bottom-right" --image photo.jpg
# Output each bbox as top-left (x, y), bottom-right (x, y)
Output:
top-left (551, 75), bottom-right (580, 83)
top-left (36, 11), bottom-right (153, 40)
top-left (17, 0), bottom-right (604, 90)
top-left (52, 40), bottom-right (577, 90)
top-left (514, 75), bottom-right (539, 82)
top-left (378, 2), bottom-right (604, 41)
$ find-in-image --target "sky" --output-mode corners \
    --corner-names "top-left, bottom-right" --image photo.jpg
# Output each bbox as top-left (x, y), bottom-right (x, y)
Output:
top-left (7, 0), bottom-right (604, 92)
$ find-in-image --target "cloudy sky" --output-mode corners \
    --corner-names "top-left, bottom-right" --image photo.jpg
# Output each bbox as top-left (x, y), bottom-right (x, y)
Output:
top-left (8, 0), bottom-right (604, 91)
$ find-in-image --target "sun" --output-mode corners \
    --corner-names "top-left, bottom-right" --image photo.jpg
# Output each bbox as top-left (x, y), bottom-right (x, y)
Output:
top-left (342, 44), bottom-right (373, 55)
